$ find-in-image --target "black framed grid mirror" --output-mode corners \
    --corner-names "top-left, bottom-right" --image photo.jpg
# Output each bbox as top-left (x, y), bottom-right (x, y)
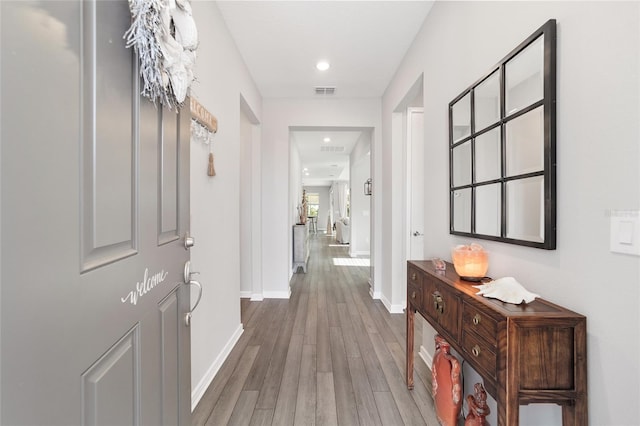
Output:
top-left (449, 19), bottom-right (556, 249)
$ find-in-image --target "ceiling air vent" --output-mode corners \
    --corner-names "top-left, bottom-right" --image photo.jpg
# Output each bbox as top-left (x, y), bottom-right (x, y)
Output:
top-left (314, 86), bottom-right (336, 95)
top-left (320, 146), bottom-right (345, 153)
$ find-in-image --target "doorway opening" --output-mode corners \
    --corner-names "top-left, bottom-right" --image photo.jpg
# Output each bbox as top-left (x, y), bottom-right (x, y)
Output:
top-left (289, 126), bottom-right (373, 286)
top-left (239, 95), bottom-right (262, 301)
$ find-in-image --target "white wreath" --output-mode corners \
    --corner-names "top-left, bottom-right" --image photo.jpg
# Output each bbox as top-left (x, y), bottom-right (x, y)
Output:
top-left (125, 0), bottom-right (198, 108)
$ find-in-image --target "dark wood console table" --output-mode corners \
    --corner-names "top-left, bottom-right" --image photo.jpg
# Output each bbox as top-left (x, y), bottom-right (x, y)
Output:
top-left (406, 260), bottom-right (587, 425)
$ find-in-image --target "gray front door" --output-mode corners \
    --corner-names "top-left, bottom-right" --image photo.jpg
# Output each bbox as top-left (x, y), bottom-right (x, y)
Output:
top-left (1, 1), bottom-right (192, 424)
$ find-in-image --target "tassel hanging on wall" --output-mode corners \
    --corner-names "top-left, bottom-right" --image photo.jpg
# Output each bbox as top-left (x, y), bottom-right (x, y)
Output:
top-left (208, 152), bottom-right (216, 176)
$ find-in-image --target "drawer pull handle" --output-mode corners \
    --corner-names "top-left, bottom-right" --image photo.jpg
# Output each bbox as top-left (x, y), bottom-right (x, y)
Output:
top-left (411, 291), bottom-right (416, 299)
top-left (411, 273), bottom-right (417, 281)
top-left (471, 345), bottom-right (481, 357)
top-left (473, 314), bottom-right (481, 326)
top-left (432, 293), bottom-right (445, 314)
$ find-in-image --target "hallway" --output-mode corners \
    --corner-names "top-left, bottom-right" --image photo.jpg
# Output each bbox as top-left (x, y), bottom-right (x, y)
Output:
top-left (193, 234), bottom-right (438, 425)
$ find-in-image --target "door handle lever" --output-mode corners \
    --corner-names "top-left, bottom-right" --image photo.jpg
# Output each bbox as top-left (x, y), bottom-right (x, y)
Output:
top-left (183, 260), bottom-right (200, 283)
top-left (184, 280), bottom-right (202, 327)
top-left (413, 231), bottom-right (423, 236)
top-left (183, 260), bottom-right (203, 326)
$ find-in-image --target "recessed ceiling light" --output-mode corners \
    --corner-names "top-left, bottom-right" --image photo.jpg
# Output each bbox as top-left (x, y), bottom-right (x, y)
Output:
top-left (305, 172), bottom-right (309, 176)
top-left (316, 61), bottom-right (330, 71)
top-left (303, 167), bottom-right (308, 171)
top-left (323, 137), bottom-right (331, 143)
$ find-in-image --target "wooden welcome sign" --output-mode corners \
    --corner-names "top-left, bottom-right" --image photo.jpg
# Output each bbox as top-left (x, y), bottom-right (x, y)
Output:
top-left (190, 97), bottom-right (218, 176)
top-left (190, 96), bottom-right (218, 133)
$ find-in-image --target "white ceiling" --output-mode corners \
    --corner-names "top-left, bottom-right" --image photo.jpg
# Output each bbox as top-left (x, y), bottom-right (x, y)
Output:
top-left (291, 128), bottom-right (369, 187)
top-left (215, 0), bottom-right (434, 184)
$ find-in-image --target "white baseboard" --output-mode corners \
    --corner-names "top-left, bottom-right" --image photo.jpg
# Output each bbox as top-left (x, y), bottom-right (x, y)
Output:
top-left (262, 289), bottom-right (291, 299)
top-left (191, 323), bottom-right (244, 411)
top-left (380, 293), bottom-right (405, 314)
top-left (419, 344), bottom-right (434, 370)
top-left (241, 291), bottom-right (265, 301)
top-left (380, 294), bottom-right (391, 310)
top-left (371, 290), bottom-right (381, 299)
top-left (350, 250), bottom-right (370, 257)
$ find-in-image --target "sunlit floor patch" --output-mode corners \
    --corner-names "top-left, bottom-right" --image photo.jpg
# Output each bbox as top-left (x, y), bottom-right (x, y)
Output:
top-left (332, 258), bottom-right (370, 266)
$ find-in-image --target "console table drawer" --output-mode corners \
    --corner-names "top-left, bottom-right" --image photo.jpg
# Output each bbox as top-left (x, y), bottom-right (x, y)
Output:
top-left (463, 301), bottom-right (499, 348)
top-left (423, 275), bottom-right (460, 340)
top-left (462, 329), bottom-right (497, 379)
top-left (407, 280), bottom-right (422, 309)
top-left (408, 265), bottom-right (422, 286)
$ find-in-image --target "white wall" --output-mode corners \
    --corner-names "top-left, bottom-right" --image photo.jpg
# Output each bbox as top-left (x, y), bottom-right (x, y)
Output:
top-left (189, 1), bottom-right (262, 409)
top-left (239, 103), bottom-right (252, 297)
top-left (304, 186), bottom-right (331, 232)
top-left (0, 4), bottom-right (3, 416)
top-left (349, 132), bottom-right (372, 257)
top-left (331, 180), bottom-right (348, 221)
top-left (289, 140), bottom-right (303, 281)
top-left (383, 1), bottom-right (639, 424)
top-left (262, 98), bottom-right (381, 297)
top-left (241, 96), bottom-right (263, 301)
top-left (248, 98), bottom-right (263, 302)
top-left (378, 108), bottom-right (407, 312)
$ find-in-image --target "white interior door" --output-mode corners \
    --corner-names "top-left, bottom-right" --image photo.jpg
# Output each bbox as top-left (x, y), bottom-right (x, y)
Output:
top-left (407, 107), bottom-right (425, 260)
top-left (1, 1), bottom-right (192, 424)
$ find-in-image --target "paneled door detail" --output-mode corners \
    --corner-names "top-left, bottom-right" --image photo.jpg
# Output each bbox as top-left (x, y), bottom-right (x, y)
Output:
top-left (1, 1), bottom-right (192, 425)
top-left (159, 107), bottom-right (181, 245)
top-left (81, 325), bottom-right (141, 426)
top-left (80, 0), bottom-right (138, 272)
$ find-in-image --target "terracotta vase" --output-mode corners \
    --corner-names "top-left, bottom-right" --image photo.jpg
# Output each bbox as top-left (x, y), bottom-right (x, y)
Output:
top-left (464, 383), bottom-right (490, 426)
top-left (432, 335), bottom-right (462, 426)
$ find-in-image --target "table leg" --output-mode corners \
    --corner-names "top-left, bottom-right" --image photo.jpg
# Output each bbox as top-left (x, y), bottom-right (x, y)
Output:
top-left (406, 304), bottom-right (415, 390)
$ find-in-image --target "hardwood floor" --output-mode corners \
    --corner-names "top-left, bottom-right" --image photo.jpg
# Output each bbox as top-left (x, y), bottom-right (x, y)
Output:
top-left (193, 233), bottom-right (439, 425)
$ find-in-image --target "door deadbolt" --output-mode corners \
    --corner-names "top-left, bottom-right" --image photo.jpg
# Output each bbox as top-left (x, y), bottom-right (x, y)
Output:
top-left (184, 233), bottom-right (195, 249)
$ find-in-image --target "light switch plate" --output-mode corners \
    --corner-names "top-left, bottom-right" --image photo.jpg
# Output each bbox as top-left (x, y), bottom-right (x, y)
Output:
top-left (610, 210), bottom-right (640, 256)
